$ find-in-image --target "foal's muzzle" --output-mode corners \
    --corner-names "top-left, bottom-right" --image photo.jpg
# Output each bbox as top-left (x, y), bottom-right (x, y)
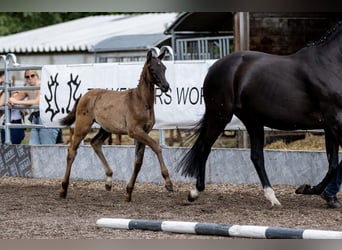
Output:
top-left (159, 82), bottom-right (170, 92)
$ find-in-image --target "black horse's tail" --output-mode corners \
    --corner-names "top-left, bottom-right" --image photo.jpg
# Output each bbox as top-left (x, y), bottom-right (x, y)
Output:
top-left (177, 115), bottom-right (213, 191)
top-left (60, 98), bottom-right (80, 126)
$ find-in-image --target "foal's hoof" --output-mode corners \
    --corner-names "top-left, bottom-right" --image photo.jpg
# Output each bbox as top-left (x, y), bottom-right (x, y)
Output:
top-left (165, 184), bottom-right (174, 192)
top-left (125, 195), bottom-right (132, 202)
top-left (59, 190), bottom-right (67, 199)
top-left (105, 184), bottom-right (112, 191)
top-left (295, 184), bottom-right (314, 195)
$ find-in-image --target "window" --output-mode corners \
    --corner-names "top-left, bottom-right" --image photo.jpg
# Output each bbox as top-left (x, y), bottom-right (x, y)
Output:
top-left (97, 55), bottom-right (146, 63)
top-left (176, 36), bottom-right (234, 60)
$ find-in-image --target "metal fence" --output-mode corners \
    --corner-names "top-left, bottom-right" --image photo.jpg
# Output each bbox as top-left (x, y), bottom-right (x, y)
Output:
top-left (0, 52), bottom-right (171, 146)
top-left (176, 36), bottom-right (234, 60)
top-left (0, 53), bottom-right (46, 144)
top-left (0, 52), bottom-right (315, 147)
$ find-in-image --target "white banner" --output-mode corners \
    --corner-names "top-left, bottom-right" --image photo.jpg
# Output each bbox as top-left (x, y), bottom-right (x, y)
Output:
top-left (40, 60), bottom-right (244, 129)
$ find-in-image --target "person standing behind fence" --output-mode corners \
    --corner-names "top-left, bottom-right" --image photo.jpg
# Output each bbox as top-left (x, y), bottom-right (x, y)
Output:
top-left (0, 71), bottom-right (25, 144)
top-left (8, 70), bottom-right (60, 144)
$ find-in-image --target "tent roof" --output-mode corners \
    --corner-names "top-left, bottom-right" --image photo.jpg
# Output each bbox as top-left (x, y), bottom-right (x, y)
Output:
top-left (0, 13), bottom-right (178, 53)
top-left (165, 12), bottom-right (234, 34)
top-left (92, 33), bottom-right (170, 52)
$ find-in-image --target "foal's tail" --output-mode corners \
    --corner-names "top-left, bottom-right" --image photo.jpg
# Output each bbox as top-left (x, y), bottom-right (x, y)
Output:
top-left (60, 98), bottom-right (80, 126)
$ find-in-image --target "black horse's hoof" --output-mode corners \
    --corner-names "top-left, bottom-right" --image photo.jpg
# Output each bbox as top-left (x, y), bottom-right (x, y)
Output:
top-left (295, 184), bottom-right (314, 195)
top-left (187, 189), bottom-right (199, 202)
top-left (188, 194), bottom-right (196, 202)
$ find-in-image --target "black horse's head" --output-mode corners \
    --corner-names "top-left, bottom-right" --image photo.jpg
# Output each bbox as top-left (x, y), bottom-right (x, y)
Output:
top-left (146, 48), bottom-right (170, 93)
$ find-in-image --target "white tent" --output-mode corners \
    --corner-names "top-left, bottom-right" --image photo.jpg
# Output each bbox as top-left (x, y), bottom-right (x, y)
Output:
top-left (0, 13), bottom-right (178, 53)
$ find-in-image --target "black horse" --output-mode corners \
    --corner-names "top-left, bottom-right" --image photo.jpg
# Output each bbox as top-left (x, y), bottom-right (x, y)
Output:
top-left (178, 21), bottom-right (342, 207)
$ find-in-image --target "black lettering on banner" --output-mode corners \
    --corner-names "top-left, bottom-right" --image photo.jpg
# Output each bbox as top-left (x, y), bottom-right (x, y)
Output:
top-left (189, 87), bottom-right (199, 105)
top-left (163, 88), bottom-right (172, 105)
top-left (155, 87), bottom-right (172, 105)
top-left (177, 87), bottom-right (188, 104)
top-left (200, 87), bottom-right (204, 105)
top-left (177, 87), bottom-right (204, 105)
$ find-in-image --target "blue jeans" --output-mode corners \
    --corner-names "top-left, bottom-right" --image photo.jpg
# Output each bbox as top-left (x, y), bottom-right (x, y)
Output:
top-left (29, 114), bottom-right (59, 145)
top-left (324, 161), bottom-right (342, 197)
top-left (1, 119), bottom-right (25, 144)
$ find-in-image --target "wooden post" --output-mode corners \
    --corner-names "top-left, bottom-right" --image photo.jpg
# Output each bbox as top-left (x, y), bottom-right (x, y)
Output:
top-left (233, 12), bottom-right (250, 51)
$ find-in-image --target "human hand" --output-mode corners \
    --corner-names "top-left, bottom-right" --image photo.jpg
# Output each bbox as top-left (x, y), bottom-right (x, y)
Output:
top-left (8, 97), bottom-right (17, 106)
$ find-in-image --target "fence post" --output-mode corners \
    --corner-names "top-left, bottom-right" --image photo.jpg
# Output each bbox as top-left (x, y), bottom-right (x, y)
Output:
top-left (0, 54), bottom-right (20, 144)
top-left (155, 46), bottom-right (174, 147)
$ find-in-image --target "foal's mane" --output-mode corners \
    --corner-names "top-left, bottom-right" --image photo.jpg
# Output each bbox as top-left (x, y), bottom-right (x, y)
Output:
top-left (306, 21), bottom-right (342, 47)
top-left (137, 55), bottom-right (159, 89)
top-left (137, 58), bottom-right (151, 89)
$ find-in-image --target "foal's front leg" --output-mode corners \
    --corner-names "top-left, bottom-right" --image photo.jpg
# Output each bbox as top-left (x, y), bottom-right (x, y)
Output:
top-left (126, 142), bottom-right (145, 202)
top-left (129, 128), bottom-right (173, 192)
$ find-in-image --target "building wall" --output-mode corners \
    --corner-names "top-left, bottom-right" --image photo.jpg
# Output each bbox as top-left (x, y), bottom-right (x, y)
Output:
top-left (0, 144), bottom-right (332, 187)
top-left (249, 12), bottom-right (342, 55)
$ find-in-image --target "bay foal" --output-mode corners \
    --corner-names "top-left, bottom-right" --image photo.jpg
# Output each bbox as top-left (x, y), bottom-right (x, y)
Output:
top-left (59, 49), bottom-right (173, 202)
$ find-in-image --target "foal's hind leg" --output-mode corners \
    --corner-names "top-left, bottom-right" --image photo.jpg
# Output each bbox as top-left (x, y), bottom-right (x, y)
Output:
top-left (129, 128), bottom-right (173, 192)
top-left (90, 128), bottom-right (113, 191)
top-left (126, 142), bottom-right (145, 202)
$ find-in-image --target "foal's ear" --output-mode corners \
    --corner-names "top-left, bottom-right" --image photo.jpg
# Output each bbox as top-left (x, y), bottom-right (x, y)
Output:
top-left (158, 51), bottom-right (166, 60)
top-left (147, 50), bottom-right (153, 62)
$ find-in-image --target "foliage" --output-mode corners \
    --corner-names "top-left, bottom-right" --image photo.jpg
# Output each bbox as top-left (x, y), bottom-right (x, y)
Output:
top-left (0, 12), bottom-right (120, 36)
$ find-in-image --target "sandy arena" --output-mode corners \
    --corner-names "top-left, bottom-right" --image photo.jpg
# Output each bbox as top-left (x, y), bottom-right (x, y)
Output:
top-left (1, 175), bottom-right (342, 239)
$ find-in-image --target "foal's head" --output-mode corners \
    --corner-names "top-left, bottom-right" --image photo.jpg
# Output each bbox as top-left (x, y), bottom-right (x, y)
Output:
top-left (145, 50), bottom-right (169, 92)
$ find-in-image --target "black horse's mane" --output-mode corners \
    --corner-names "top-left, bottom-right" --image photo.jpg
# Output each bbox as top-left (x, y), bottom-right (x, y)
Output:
top-left (306, 21), bottom-right (342, 47)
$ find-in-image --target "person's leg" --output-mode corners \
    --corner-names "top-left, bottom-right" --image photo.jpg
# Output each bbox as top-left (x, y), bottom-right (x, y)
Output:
top-left (39, 128), bottom-right (59, 144)
top-left (10, 128), bottom-right (25, 144)
top-left (1, 129), bottom-right (5, 144)
top-left (10, 119), bottom-right (25, 144)
top-left (321, 161), bottom-right (342, 208)
top-left (29, 128), bottom-right (40, 144)
top-left (324, 163), bottom-right (342, 196)
top-left (29, 114), bottom-right (41, 145)
top-left (32, 116), bottom-right (58, 144)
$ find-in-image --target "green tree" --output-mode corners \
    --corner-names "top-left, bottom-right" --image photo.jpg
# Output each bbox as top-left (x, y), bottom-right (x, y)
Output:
top-left (0, 12), bottom-right (120, 36)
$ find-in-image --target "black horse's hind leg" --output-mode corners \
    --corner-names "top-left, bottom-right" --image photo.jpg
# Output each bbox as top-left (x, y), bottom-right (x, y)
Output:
top-left (91, 128), bottom-right (113, 191)
top-left (296, 129), bottom-right (340, 195)
top-left (246, 124), bottom-right (281, 206)
top-left (187, 113), bottom-right (231, 202)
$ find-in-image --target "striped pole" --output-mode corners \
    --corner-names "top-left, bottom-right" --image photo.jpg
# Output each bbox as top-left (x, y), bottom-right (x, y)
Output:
top-left (96, 218), bottom-right (342, 239)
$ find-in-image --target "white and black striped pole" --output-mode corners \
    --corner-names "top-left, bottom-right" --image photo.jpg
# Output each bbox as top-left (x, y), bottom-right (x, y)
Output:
top-left (96, 218), bottom-right (342, 239)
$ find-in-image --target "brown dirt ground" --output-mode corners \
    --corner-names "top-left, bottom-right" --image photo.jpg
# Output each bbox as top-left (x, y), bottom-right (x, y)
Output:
top-left (3, 130), bottom-right (341, 239)
top-left (1, 176), bottom-right (342, 239)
